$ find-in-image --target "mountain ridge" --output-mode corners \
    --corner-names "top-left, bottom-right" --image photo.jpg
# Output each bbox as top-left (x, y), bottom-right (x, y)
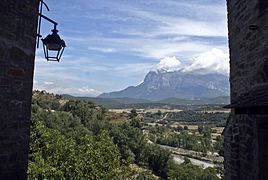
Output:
top-left (99, 70), bottom-right (230, 101)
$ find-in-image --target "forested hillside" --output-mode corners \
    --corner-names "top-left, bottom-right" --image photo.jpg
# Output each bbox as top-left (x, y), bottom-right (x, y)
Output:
top-left (28, 90), bottom-right (220, 179)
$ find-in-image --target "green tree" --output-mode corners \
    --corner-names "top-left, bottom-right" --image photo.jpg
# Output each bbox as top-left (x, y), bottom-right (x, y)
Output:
top-left (156, 110), bottom-right (162, 117)
top-left (203, 126), bottom-right (212, 138)
top-left (167, 160), bottom-right (220, 180)
top-left (177, 125), bottom-right (183, 132)
top-left (76, 132), bottom-right (125, 179)
top-left (141, 144), bottom-right (171, 178)
top-left (28, 120), bottom-right (77, 179)
top-left (130, 117), bottom-right (142, 128)
top-left (198, 125), bottom-right (204, 134)
top-left (130, 108), bottom-right (138, 119)
top-left (214, 135), bottom-right (224, 151)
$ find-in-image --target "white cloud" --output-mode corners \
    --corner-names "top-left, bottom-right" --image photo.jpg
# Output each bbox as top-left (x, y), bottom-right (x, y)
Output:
top-left (33, 82), bottom-right (101, 97)
top-left (66, 36), bottom-right (222, 59)
top-left (130, 10), bottom-right (227, 38)
top-left (154, 18), bottom-right (227, 38)
top-left (113, 63), bottom-right (154, 75)
top-left (88, 47), bottom-right (117, 53)
top-left (65, 1), bottom-right (228, 60)
top-left (94, 1), bottom-right (227, 38)
top-left (33, 54), bottom-right (155, 94)
top-left (52, 87), bottom-right (101, 97)
top-left (44, 81), bottom-right (54, 85)
top-left (183, 48), bottom-right (229, 74)
top-left (77, 86), bottom-right (102, 96)
top-left (156, 48), bottom-right (229, 75)
top-left (136, 40), bottom-right (217, 59)
top-left (157, 56), bottom-right (182, 72)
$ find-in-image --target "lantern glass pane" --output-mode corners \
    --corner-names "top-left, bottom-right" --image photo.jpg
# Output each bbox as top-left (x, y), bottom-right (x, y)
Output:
top-left (42, 44), bottom-right (62, 61)
top-left (47, 49), bottom-right (60, 61)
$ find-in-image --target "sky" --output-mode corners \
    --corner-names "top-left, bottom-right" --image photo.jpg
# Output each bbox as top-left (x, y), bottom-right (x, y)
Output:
top-left (34, 0), bottom-right (229, 97)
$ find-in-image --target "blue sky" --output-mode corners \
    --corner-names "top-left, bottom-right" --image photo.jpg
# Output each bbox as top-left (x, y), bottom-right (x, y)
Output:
top-left (34, 0), bottom-right (229, 96)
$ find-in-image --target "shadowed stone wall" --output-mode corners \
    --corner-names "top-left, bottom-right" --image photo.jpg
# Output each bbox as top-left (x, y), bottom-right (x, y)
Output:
top-left (225, 0), bottom-right (268, 179)
top-left (0, 0), bottom-right (39, 179)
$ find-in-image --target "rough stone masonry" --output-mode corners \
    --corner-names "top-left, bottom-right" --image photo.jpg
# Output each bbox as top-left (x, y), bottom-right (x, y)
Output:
top-left (0, 0), bottom-right (39, 179)
top-left (225, 0), bottom-right (268, 179)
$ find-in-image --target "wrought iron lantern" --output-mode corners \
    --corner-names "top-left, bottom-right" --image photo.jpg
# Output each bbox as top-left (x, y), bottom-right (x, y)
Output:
top-left (37, 0), bottom-right (66, 62)
top-left (42, 28), bottom-right (66, 61)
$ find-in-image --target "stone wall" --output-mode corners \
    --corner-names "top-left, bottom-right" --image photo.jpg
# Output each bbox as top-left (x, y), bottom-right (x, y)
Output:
top-left (0, 0), bottom-right (39, 179)
top-left (227, 0), bottom-right (268, 99)
top-left (225, 0), bottom-right (268, 179)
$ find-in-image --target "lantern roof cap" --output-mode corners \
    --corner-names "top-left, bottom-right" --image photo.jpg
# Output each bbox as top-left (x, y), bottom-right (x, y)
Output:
top-left (42, 29), bottom-right (66, 47)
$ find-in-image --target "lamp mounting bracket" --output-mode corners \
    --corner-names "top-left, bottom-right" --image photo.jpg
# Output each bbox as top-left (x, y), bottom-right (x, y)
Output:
top-left (37, 0), bottom-right (59, 48)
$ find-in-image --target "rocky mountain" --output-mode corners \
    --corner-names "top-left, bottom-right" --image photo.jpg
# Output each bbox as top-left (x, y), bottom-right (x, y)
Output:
top-left (98, 70), bottom-right (230, 101)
